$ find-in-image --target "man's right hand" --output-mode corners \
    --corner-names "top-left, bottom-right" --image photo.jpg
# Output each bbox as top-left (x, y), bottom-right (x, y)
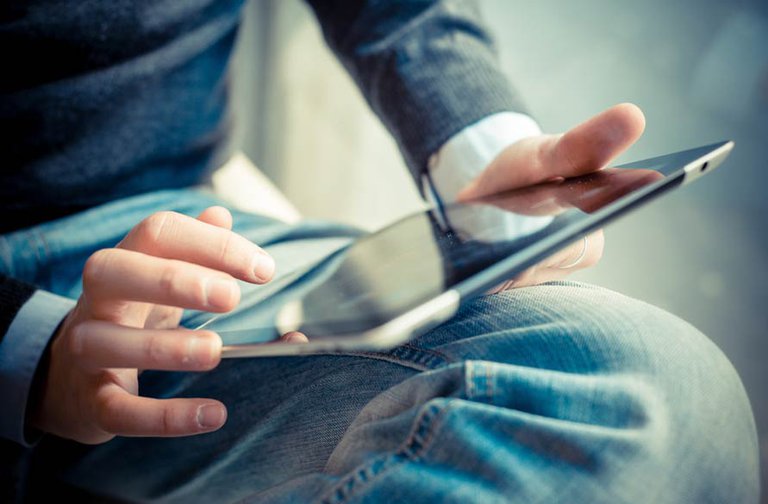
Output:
top-left (29, 206), bottom-right (275, 444)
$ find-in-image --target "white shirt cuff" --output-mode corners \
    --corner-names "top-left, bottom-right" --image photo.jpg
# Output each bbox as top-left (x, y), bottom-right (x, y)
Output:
top-left (0, 290), bottom-right (75, 446)
top-left (424, 112), bottom-right (543, 204)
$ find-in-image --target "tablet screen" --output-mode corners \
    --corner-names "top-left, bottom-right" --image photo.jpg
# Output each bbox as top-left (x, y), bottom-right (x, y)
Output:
top-left (212, 143), bottom-right (727, 344)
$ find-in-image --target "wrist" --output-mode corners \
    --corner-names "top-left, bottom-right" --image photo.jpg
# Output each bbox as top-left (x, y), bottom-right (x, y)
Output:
top-left (424, 112), bottom-right (542, 205)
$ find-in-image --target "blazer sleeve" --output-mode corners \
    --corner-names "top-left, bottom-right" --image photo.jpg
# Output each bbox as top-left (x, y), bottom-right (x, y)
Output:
top-left (304, 0), bottom-right (529, 182)
top-left (0, 274), bottom-right (75, 501)
top-left (1, 277), bottom-right (74, 446)
top-left (0, 276), bottom-right (37, 501)
top-left (0, 275), bottom-right (37, 342)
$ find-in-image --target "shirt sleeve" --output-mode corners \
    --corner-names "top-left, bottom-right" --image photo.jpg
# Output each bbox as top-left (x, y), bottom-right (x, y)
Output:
top-left (423, 111), bottom-right (542, 204)
top-left (0, 290), bottom-right (75, 447)
top-left (422, 112), bottom-right (555, 242)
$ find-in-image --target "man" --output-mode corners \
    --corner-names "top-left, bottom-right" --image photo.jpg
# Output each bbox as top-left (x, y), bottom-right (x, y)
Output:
top-left (0, 0), bottom-right (759, 502)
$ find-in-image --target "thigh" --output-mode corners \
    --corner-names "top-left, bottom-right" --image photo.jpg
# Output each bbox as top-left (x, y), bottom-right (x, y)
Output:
top-left (302, 282), bottom-right (758, 503)
top-left (32, 352), bottom-right (421, 502)
top-left (14, 196), bottom-right (756, 504)
top-left (0, 187), bottom-right (363, 301)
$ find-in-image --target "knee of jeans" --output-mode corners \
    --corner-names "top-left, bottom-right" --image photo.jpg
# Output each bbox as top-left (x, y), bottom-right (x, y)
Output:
top-left (429, 283), bottom-right (759, 499)
top-left (622, 304), bottom-right (759, 502)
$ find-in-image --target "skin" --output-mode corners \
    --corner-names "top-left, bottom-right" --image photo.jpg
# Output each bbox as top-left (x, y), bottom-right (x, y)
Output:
top-left (460, 103), bottom-right (647, 290)
top-left (29, 103), bottom-right (646, 444)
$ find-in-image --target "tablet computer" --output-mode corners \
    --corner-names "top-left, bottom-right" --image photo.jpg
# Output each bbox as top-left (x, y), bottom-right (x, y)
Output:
top-left (216, 141), bottom-right (733, 357)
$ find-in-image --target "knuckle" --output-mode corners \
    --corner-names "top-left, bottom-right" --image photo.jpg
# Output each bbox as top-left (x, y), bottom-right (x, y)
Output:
top-left (217, 233), bottom-right (251, 279)
top-left (82, 249), bottom-right (114, 291)
top-left (161, 406), bottom-right (174, 434)
top-left (144, 332), bottom-right (169, 367)
top-left (159, 261), bottom-right (208, 307)
top-left (158, 262), bottom-right (181, 298)
top-left (196, 278), bottom-right (210, 308)
top-left (136, 211), bottom-right (176, 248)
top-left (144, 332), bottom-right (187, 367)
top-left (216, 233), bottom-right (236, 272)
top-left (551, 133), bottom-right (579, 175)
top-left (66, 322), bottom-right (88, 357)
top-left (216, 232), bottom-right (235, 263)
top-left (157, 403), bottom-right (187, 435)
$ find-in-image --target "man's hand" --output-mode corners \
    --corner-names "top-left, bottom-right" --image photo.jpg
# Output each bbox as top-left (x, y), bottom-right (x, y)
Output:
top-left (457, 103), bottom-right (646, 289)
top-left (30, 206), bottom-right (275, 444)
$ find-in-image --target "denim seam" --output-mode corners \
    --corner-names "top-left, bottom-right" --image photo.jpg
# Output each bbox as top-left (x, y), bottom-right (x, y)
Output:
top-left (466, 360), bottom-right (495, 404)
top-left (485, 361), bottom-right (494, 404)
top-left (33, 230), bottom-right (52, 262)
top-left (390, 343), bottom-right (453, 368)
top-left (343, 343), bottom-right (452, 373)
top-left (331, 351), bottom-right (433, 372)
top-left (320, 401), bottom-right (450, 504)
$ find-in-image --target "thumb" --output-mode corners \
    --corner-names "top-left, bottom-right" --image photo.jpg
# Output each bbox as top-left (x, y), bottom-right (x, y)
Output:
top-left (459, 103), bottom-right (646, 200)
top-left (197, 206), bottom-right (233, 230)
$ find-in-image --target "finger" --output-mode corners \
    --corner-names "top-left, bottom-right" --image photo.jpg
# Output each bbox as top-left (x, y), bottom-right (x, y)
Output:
top-left (94, 386), bottom-right (227, 437)
top-left (279, 331), bottom-right (309, 343)
top-left (486, 278), bottom-right (517, 295)
top-left (546, 103), bottom-right (646, 178)
top-left (459, 103), bottom-right (646, 200)
top-left (543, 230), bottom-right (605, 271)
top-left (144, 305), bottom-right (183, 329)
top-left (560, 168), bottom-right (663, 214)
top-left (197, 206), bottom-right (233, 230)
top-left (481, 180), bottom-right (571, 216)
top-left (82, 248), bottom-right (241, 315)
top-left (481, 166), bottom-right (662, 219)
top-left (71, 321), bottom-right (221, 371)
top-left (119, 211), bottom-right (274, 283)
top-left (497, 230), bottom-right (605, 290)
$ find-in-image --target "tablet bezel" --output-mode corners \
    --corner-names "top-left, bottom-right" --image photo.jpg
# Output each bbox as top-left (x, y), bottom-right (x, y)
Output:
top-left (220, 141), bottom-right (734, 358)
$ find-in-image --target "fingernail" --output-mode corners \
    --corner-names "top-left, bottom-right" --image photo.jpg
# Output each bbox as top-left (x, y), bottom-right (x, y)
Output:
top-left (189, 334), bottom-right (220, 367)
top-left (197, 404), bottom-right (226, 429)
top-left (252, 253), bottom-right (275, 282)
top-left (205, 279), bottom-right (237, 310)
top-left (283, 331), bottom-right (309, 343)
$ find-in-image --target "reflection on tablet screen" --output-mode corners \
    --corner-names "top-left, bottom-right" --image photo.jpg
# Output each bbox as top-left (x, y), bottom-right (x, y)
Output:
top-left (209, 146), bottom-right (713, 345)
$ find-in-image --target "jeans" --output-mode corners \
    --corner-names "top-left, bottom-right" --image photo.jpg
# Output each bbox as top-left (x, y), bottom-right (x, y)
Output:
top-left (3, 188), bottom-right (759, 503)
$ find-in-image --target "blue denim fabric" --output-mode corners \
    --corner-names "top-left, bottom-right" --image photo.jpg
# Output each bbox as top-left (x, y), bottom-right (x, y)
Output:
top-left (5, 188), bottom-right (759, 503)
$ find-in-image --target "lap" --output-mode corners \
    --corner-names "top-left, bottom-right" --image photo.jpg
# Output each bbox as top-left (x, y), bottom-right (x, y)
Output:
top-left (14, 190), bottom-right (756, 503)
top-left (312, 283), bottom-right (757, 503)
top-left (30, 283), bottom-right (758, 503)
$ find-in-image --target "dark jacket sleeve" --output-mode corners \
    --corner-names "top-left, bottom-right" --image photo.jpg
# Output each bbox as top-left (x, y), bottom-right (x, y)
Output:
top-left (305, 0), bottom-right (528, 182)
top-left (0, 275), bottom-right (36, 342)
top-left (0, 275), bottom-right (37, 502)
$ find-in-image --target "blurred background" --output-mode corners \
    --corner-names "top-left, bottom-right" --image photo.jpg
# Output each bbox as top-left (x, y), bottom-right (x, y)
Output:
top-left (229, 0), bottom-right (768, 496)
